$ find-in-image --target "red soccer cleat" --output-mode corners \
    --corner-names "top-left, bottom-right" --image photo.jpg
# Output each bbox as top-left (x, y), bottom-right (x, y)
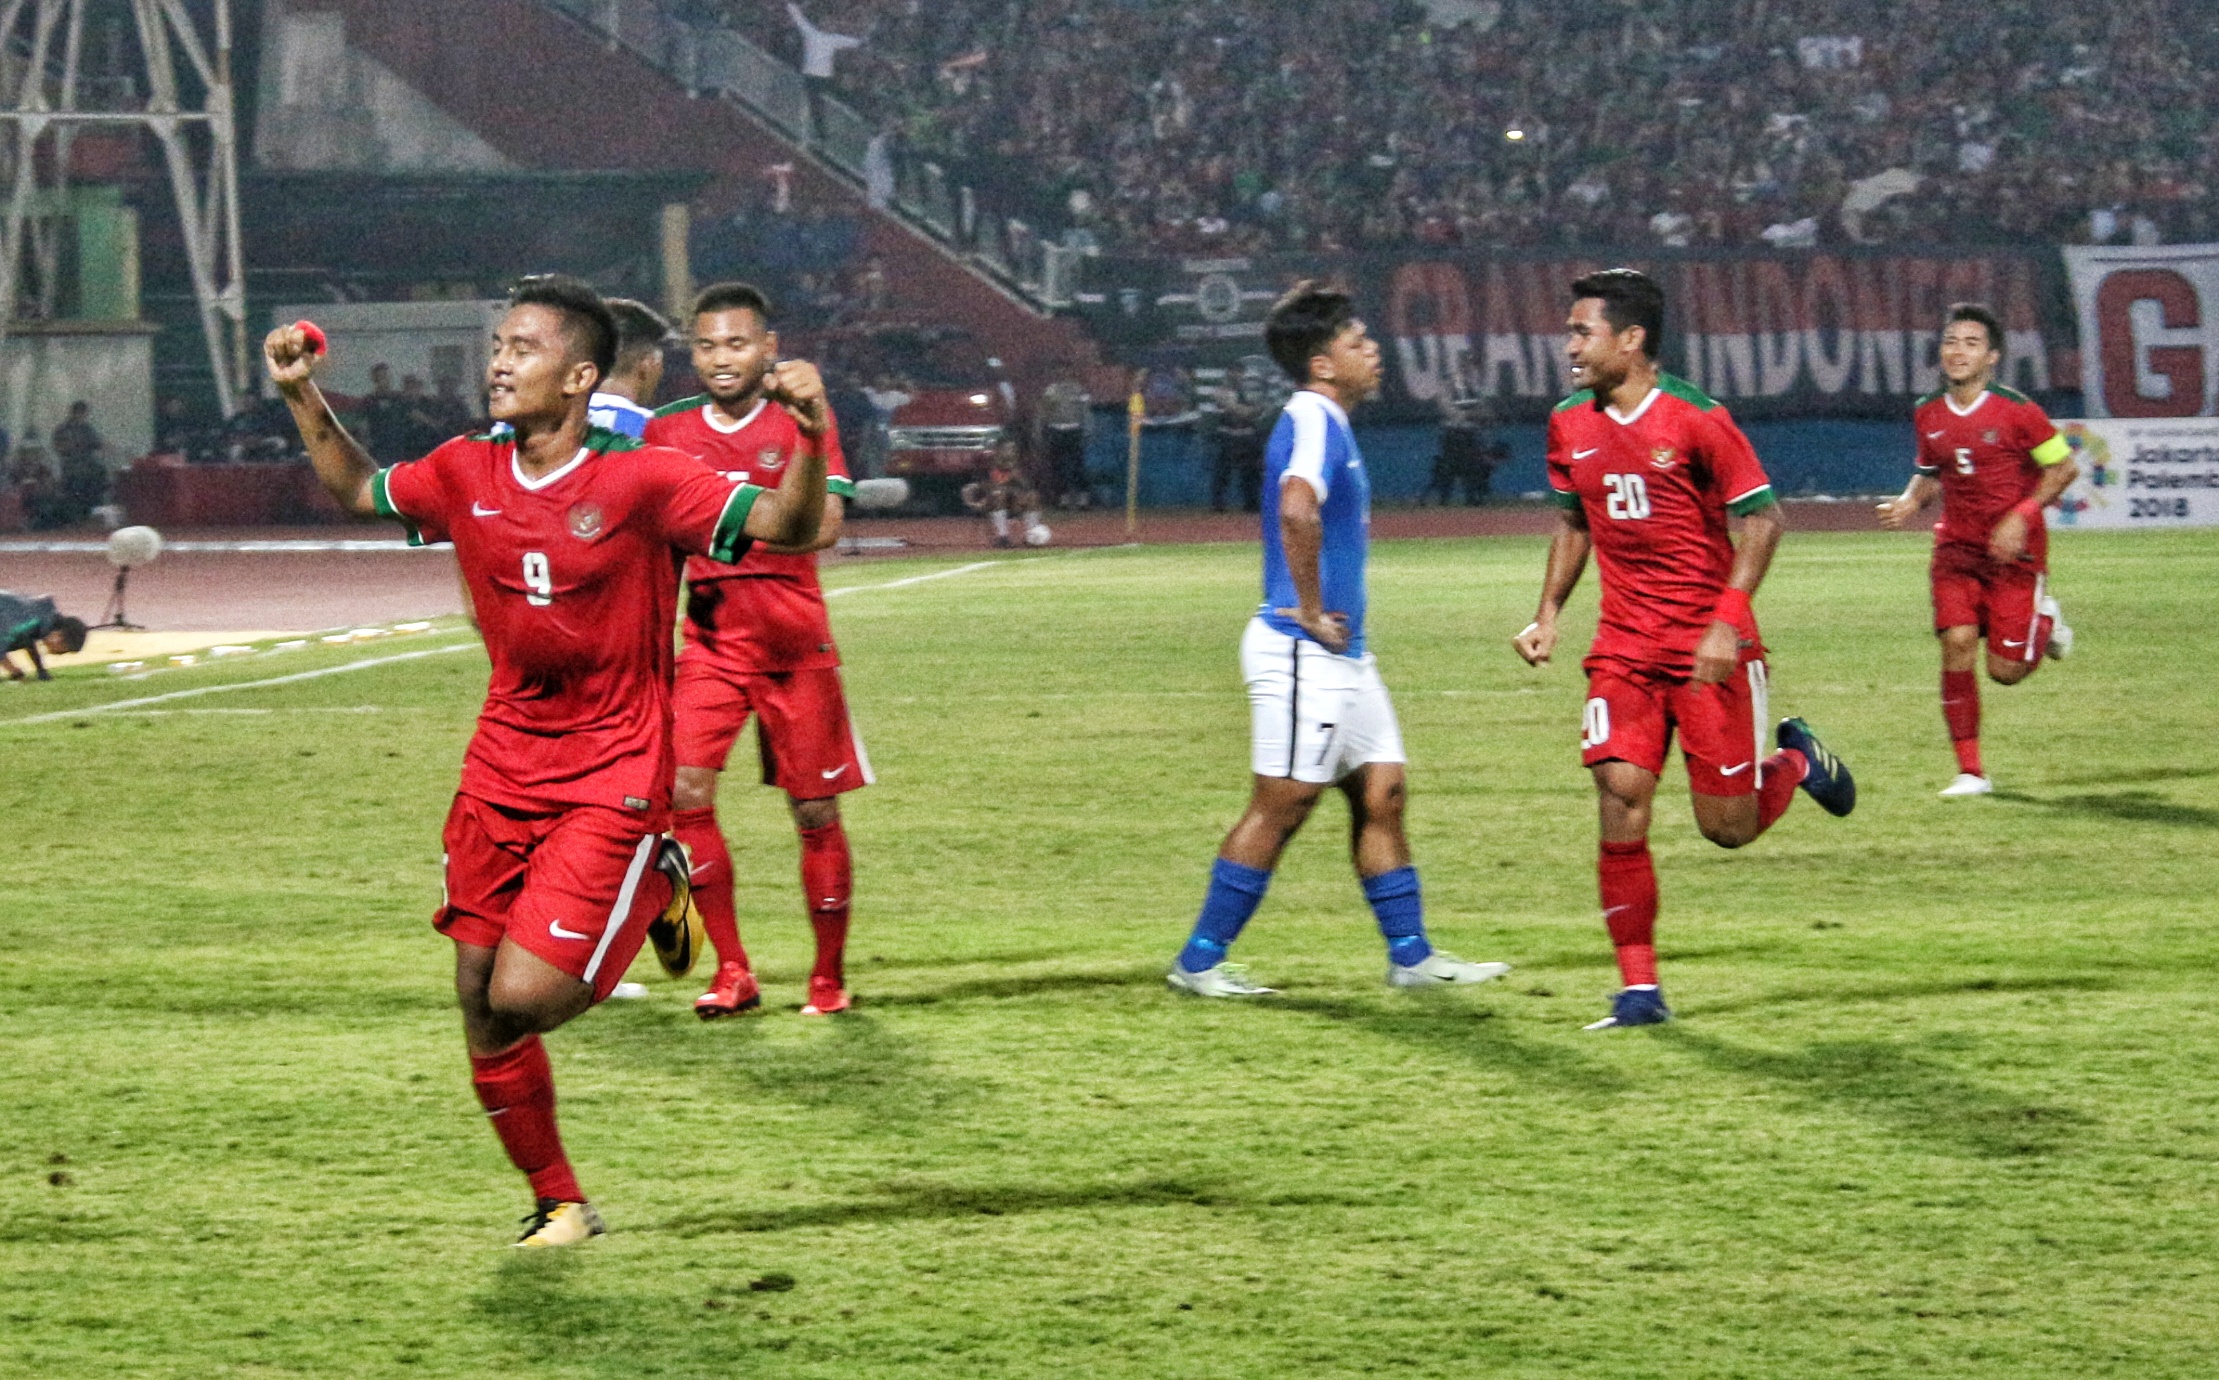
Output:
top-left (800, 976), bottom-right (851, 1016)
top-left (693, 961), bottom-right (761, 1020)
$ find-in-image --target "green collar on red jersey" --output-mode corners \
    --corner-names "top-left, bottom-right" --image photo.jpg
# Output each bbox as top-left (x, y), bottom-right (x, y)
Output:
top-left (466, 423), bottom-right (643, 452)
top-left (652, 394), bottom-right (710, 418)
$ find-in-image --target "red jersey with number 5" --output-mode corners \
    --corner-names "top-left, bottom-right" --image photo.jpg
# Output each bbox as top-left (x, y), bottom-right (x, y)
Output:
top-left (644, 396), bottom-right (856, 673)
top-left (1911, 385), bottom-right (2069, 565)
top-left (1546, 375), bottom-right (1776, 678)
top-left (372, 427), bottom-right (760, 816)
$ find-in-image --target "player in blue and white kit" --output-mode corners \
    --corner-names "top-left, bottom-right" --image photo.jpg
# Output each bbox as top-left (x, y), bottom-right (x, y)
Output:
top-left (1168, 282), bottom-right (1512, 997)
top-left (587, 299), bottom-right (673, 438)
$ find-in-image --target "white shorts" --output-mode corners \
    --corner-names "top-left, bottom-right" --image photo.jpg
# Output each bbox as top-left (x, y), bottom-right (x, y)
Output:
top-left (1241, 616), bottom-right (1406, 784)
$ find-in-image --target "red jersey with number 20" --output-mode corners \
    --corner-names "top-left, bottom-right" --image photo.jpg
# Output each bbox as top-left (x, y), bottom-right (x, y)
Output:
top-left (1911, 384), bottom-right (2069, 567)
top-left (644, 396), bottom-right (856, 673)
top-left (1547, 375), bottom-right (1777, 678)
top-left (372, 427), bottom-right (760, 816)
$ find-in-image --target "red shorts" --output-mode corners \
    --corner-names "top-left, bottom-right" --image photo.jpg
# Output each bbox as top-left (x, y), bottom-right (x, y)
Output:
top-left (1581, 657), bottom-right (1769, 797)
top-left (1931, 543), bottom-right (2046, 662)
top-left (435, 794), bottom-right (671, 1002)
top-left (671, 659), bottom-right (874, 798)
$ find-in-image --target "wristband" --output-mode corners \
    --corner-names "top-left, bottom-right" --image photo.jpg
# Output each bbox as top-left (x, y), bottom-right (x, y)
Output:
top-left (1713, 587), bottom-right (1752, 626)
top-left (2011, 499), bottom-right (2041, 523)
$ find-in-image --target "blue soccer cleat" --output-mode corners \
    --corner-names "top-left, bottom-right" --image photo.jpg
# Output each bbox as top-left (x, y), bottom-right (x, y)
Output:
top-left (1776, 717), bottom-right (1855, 817)
top-left (1584, 986), bottom-right (1671, 1030)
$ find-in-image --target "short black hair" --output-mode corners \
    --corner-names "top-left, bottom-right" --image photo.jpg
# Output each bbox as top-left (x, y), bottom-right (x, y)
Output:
top-left (1264, 280), bottom-right (1357, 383)
top-left (603, 297), bottom-right (675, 369)
top-left (692, 281), bottom-right (776, 324)
top-left (508, 274), bottom-right (618, 383)
top-left (51, 615), bottom-right (86, 655)
top-left (1570, 267), bottom-right (1666, 359)
top-left (1946, 301), bottom-right (2004, 352)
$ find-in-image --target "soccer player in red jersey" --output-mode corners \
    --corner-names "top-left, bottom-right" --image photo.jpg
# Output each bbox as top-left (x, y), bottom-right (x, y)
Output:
top-left (642, 283), bottom-right (867, 1020)
top-left (265, 275), bottom-right (828, 1244)
top-left (1513, 269), bottom-right (1855, 1030)
top-left (1877, 303), bottom-right (2079, 797)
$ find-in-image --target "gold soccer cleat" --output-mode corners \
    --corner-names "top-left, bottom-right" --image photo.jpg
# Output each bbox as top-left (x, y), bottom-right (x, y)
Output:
top-left (644, 836), bottom-right (706, 979)
top-left (514, 1198), bottom-right (605, 1248)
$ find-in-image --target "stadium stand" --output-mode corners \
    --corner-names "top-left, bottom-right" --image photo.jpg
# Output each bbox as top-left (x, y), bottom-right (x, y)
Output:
top-left (706, 0), bottom-right (2216, 255)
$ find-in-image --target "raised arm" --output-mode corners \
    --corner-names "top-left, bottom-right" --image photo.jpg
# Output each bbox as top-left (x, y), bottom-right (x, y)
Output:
top-left (742, 360), bottom-right (830, 549)
top-left (1513, 503), bottom-right (1592, 667)
top-left (1272, 476), bottom-right (1347, 653)
top-left (1692, 500), bottom-right (1787, 685)
top-left (264, 324), bottom-right (377, 516)
top-left (760, 492), bottom-right (845, 556)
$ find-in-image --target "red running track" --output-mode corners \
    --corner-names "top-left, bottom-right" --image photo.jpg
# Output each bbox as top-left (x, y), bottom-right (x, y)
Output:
top-left (0, 501), bottom-right (1889, 632)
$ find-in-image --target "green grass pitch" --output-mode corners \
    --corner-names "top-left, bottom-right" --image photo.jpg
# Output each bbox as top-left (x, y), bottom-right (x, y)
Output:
top-left (2, 528), bottom-right (2216, 1378)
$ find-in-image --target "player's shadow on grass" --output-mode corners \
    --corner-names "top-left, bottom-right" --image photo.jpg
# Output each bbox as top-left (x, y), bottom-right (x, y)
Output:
top-left (1992, 787), bottom-right (2219, 830)
top-left (1692, 972), bottom-right (2115, 1017)
top-left (1656, 1028), bottom-right (2089, 1159)
top-left (2037, 764), bottom-right (2218, 789)
top-left (1266, 994), bottom-right (1633, 1098)
top-left (863, 965), bottom-right (1162, 1007)
top-left (656, 1176), bottom-right (1367, 1237)
top-left (472, 1253), bottom-right (629, 1361)
top-left (584, 1008), bottom-right (969, 1122)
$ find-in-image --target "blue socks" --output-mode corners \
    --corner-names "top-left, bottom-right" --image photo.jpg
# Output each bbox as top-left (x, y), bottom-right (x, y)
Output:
top-left (1176, 861), bottom-right (1431, 971)
top-left (1177, 859), bottom-right (1272, 972)
top-left (1363, 867), bottom-right (1432, 967)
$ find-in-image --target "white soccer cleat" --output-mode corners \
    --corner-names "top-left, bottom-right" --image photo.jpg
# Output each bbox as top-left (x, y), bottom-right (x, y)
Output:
top-left (1940, 773), bottom-right (1994, 797)
top-left (1166, 962), bottom-right (1278, 998)
top-left (607, 981), bottom-right (651, 1000)
top-left (2041, 593), bottom-right (2073, 660)
top-left (1387, 951), bottom-right (1513, 988)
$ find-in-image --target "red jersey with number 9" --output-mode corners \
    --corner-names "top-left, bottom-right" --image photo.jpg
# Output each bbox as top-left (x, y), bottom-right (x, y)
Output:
top-left (1546, 375), bottom-right (1776, 678)
top-left (644, 395), bottom-right (855, 673)
top-left (372, 426), bottom-right (759, 816)
top-left (1911, 384), bottom-right (2068, 566)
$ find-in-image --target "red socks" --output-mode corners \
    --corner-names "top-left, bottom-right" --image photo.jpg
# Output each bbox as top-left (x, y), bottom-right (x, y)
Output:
top-left (1941, 669), bottom-right (1982, 775)
top-left (1757, 748), bottom-right (1805, 831)
top-left (469, 1035), bottom-right (581, 1204)
top-left (674, 806), bottom-right (746, 971)
top-left (1597, 839), bottom-right (1659, 987)
top-left (798, 820), bottom-right (852, 985)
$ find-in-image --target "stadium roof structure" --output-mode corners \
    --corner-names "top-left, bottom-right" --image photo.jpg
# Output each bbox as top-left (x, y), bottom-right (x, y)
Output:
top-left (242, 168), bottom-right (712, 306)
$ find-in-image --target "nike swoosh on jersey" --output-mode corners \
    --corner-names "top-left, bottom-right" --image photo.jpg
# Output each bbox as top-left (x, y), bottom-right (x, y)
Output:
top-left (1717, 762), bottom-right (1753, 776)
top-left (821, 764), bottom-right (850, 780)
top-left (1926, 430), bottom-right (1946, 439)
top-left (472, 502), bottom-right (502, 516)
top-left (1573, 448), bottom-right (1600, 459)
top-left (2000, 639), bottom-right (2025, 648)
top-left (548, 920), bottom-right (591, 941)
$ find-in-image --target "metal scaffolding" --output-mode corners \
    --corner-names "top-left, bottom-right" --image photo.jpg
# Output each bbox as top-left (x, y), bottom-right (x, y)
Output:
top-left (0, 0), bottom-right (246, 414)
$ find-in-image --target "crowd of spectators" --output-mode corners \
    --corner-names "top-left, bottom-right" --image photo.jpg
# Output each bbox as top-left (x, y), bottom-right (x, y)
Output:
top-left (707, 0), bottom-right (2217, 255)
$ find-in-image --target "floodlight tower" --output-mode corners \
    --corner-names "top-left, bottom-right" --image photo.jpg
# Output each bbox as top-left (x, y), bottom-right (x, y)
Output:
top-left (0, 0), bottom-right (247, 414)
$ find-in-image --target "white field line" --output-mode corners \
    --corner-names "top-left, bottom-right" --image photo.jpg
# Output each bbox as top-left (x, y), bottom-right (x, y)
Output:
top-left (822, 543), bottom-right (1131, 600)
top-left (90, 706), bottom-right (394, 716)
top-left (2, 545), bottom-right (1138, 728)
top-left (0, 642), bottom-right (481, 726)
top-left (0, 538), bottom-right (434, 554)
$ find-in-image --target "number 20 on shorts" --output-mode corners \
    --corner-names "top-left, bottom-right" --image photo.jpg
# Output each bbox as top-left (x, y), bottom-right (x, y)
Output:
top-left (1582, 696), bottom-right (1611, 749)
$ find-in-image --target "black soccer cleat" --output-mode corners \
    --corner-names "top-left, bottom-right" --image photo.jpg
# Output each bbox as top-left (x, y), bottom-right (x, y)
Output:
top-left (644, 835), bottom-right (705, 979)
top-left (1777, 717), bottom-right (1855, 817)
